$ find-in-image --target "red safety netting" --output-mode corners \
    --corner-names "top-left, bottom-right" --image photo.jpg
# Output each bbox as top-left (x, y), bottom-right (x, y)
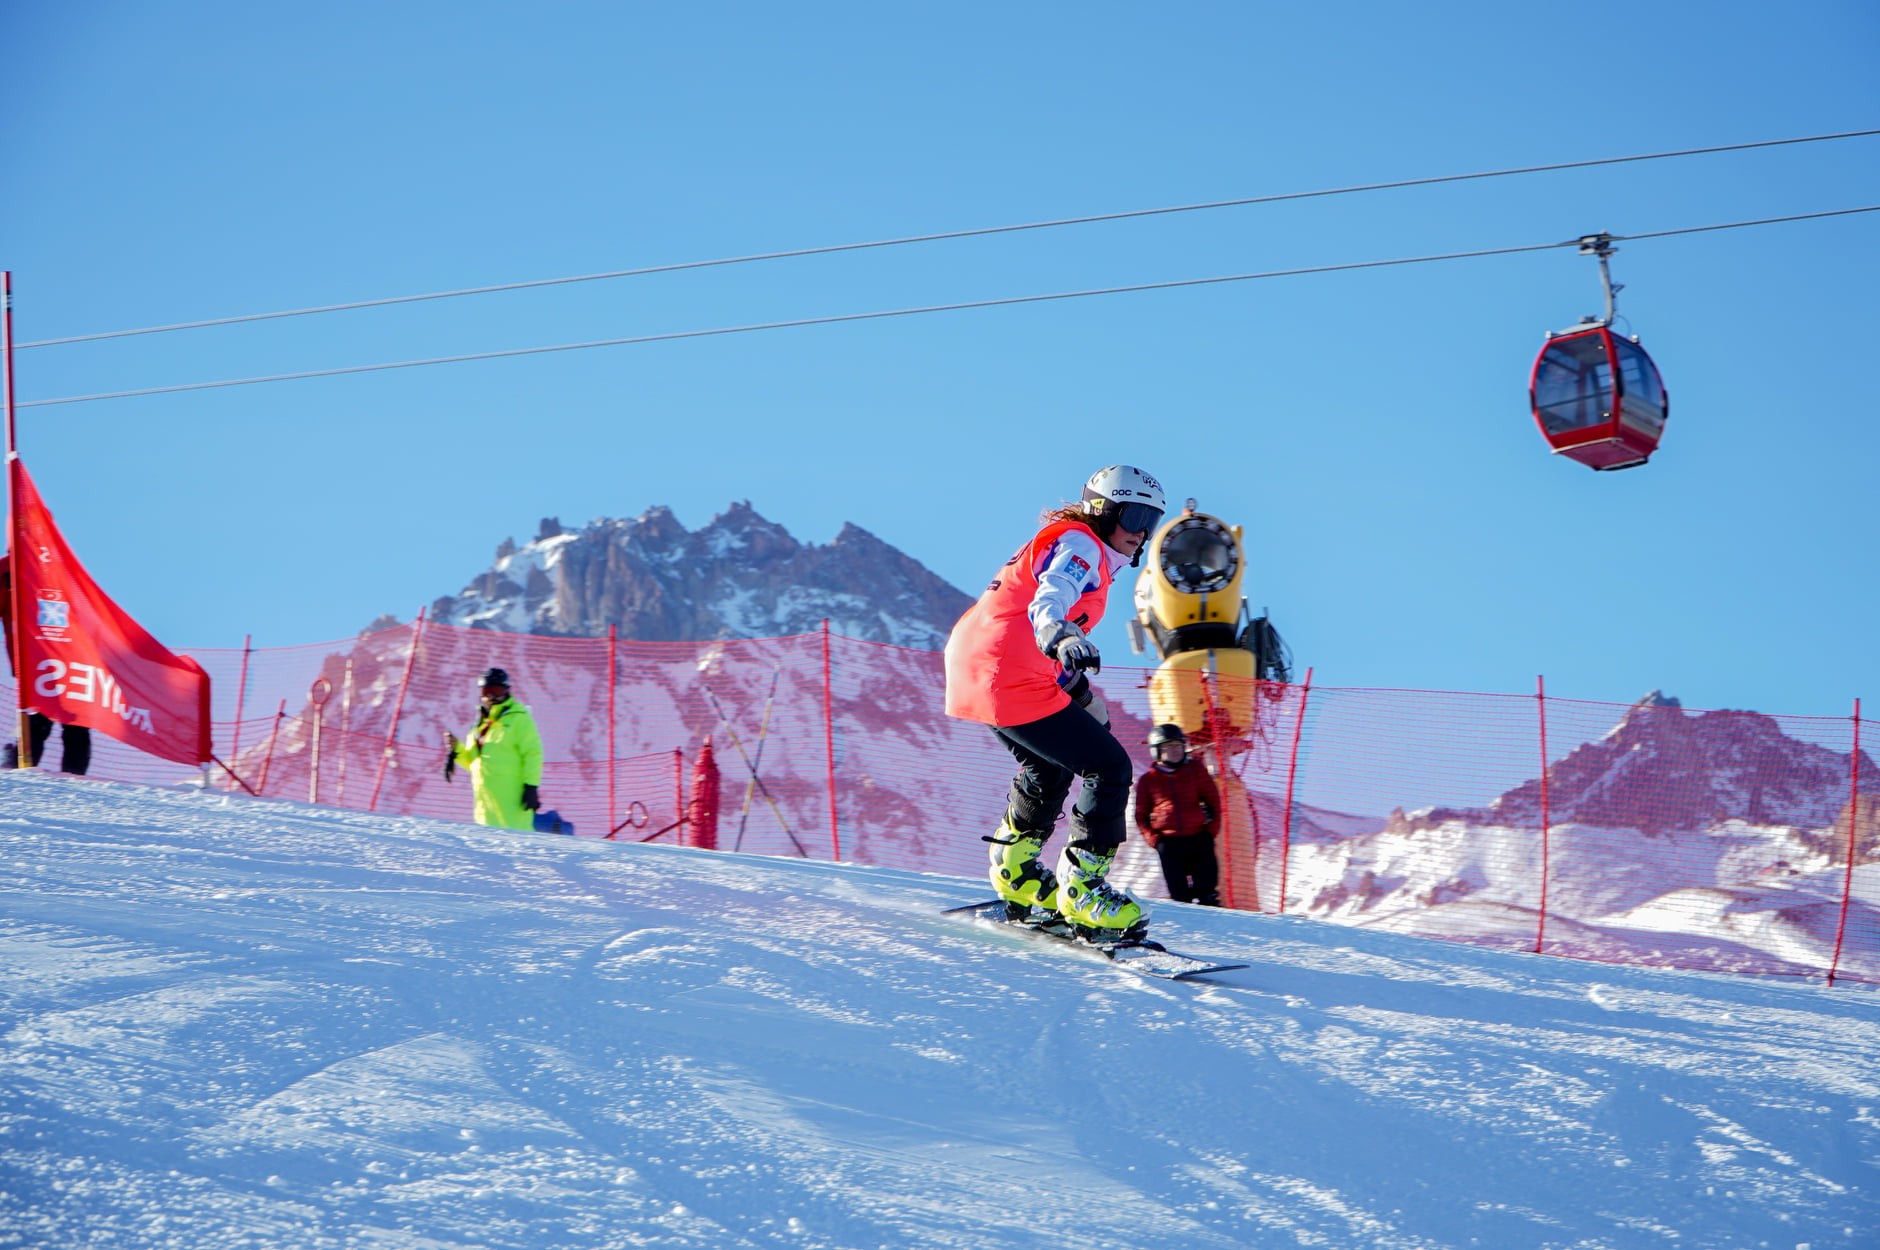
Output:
top-left (4, 621), bottom-right (1873, 987)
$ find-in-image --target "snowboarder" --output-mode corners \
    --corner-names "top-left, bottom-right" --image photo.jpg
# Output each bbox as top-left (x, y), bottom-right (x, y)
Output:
top-left (943, 465), bottom-right (1167, 938)
top-left (444, 667), bottom-right (544, 831)
top-left (1134, 723), bottom-right (1223, 906)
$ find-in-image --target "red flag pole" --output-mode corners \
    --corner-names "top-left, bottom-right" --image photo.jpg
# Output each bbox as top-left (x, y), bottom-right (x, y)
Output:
top-left (3, 271), bottom-right (27, 766)
top-left (3, 272), bottom-right (16, 455)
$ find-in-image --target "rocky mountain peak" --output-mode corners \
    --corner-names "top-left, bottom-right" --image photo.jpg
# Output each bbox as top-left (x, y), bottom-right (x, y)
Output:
top-left (1464, 695), bottom-right (1874, 835)
top-left (697, 501), bottom-right (802, 563)
top-left (416, 502), bottom-right (972, 648)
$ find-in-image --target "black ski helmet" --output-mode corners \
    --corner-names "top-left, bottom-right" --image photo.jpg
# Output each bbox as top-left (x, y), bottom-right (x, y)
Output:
top-left (477, 667), bottom-right (511, 690)
top-left (1147, 723), bottom-right (1186, 748)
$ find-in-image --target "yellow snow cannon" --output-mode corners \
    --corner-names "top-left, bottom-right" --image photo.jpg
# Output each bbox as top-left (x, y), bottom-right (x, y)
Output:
top-left (1127, 502), bottom-right (1289, 744)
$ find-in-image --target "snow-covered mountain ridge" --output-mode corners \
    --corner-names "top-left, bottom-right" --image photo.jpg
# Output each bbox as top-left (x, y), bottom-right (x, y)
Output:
top-left (1433, 691), bottom-right (1876, 838)
top-left (1281, 692), bottom-right (1880, 982)
top-left (410, 503), bottom-right (972, 649)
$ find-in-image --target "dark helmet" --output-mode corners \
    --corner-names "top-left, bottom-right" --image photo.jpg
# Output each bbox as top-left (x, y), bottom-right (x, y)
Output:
top-left (1147, 723), bottom-right (1186, 747)
top-left (476, 667), bottom-right (511, 690)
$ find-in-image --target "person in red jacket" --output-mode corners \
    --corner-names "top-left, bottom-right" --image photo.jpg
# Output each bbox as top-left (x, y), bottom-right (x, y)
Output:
top-left (944, 465), bottom-right (1167, 938)
top-left (1134, 723), bottom-right (1223, 906)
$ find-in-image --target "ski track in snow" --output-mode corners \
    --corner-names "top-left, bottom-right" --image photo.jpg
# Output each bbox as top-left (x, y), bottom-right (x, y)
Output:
top-left (0, 773), bottom-right (1876, 1249)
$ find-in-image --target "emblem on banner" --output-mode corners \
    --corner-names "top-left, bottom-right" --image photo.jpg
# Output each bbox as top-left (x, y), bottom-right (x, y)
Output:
top-left (35, 590), bottom-right (70, 640)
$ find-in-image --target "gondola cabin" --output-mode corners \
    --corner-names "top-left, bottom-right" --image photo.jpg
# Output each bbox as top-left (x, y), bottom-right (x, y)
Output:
top-left (1529, 322), bottom-right (1669, 471)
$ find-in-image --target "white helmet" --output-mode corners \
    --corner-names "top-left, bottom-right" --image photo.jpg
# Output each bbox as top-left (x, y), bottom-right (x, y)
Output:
top-left (1081, 465), bottom-right (1167, 534)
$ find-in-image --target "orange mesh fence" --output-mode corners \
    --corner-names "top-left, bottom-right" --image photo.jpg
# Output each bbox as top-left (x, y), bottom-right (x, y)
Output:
top-left (1274, 685), bottom-right (1549, 944)
top-left (7, 621), bottom-right (1874, 987)
top-left (1535, 695), bottom-right (1874, 983)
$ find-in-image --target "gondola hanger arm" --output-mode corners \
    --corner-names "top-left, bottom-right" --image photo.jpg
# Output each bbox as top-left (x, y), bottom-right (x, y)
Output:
top-left (1576, 232), bottom-right (1623, 325)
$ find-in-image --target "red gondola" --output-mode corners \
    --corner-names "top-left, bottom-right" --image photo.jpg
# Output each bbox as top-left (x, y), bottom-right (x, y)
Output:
top-left (1529, 234), bottom-right (1669, 471)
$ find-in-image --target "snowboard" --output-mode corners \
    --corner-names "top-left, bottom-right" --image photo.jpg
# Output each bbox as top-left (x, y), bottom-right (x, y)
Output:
top-left (943, 899), bottom-right (1249, 981)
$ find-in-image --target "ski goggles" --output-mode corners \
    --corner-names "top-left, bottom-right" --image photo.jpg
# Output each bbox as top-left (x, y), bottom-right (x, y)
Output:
top-left (1113, 501), bottom-right (1164, 535)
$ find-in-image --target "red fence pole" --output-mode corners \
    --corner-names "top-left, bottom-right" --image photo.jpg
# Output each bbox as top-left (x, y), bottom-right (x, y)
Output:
top-left (672, 747), bottom-right (683, 836)
top-left (226, 633), bottom-right (252, 790)
top-left (258, 698), bottom-right (287, 794)
top-left (1198, 672), bottom-right (1232, 909)
top-left (1535, 675), bottom-right (1552, 955)
top-left (1242, 775), bottom-right (1262, 913)
top-left (608, 625), bottom-right (618, 835)
top-left (823, 618), bottom-right (839, 861)
top-left (1828, 698), bottom-right (1862, 986)
top-left (369, 610), bottom-right (425, 812)
top-left (1277, 667), bottom-right (1313, 914)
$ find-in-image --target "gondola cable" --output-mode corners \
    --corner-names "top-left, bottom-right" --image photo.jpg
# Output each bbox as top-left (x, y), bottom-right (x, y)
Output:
top-left (16, 204), bottom-right (1879, 410)
top-left (16, 127), bottom-right (1880, 351)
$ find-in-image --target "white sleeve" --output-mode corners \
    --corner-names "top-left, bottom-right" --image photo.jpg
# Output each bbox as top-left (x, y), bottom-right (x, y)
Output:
top-left (1027, 529), bottom-right (1106, 636)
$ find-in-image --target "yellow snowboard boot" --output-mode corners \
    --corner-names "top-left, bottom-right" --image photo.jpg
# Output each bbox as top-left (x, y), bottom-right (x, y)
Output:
top-left (985, 819), bottom-right (1059, 911)
top-left (1054, 845), bottom-right (1146, 939)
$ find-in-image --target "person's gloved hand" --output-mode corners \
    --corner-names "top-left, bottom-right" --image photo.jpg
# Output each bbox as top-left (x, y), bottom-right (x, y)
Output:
top-left (442, 733), bottom-right (458, 782)
top-left (520, 784), bottom-right (541, 811)
top-left (1035, 620), bottom-right (1100, 673)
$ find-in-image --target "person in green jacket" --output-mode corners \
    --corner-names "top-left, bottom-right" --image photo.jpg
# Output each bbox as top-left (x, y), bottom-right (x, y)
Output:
top-left (444, 667), bottom-right (544, 831)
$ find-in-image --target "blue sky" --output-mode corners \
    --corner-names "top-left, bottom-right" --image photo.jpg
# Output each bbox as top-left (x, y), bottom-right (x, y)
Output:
top-left (7, 2), bottom-right (1879, 717)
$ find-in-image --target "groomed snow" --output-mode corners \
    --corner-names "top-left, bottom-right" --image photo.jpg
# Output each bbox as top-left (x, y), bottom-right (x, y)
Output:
top-left (1, 772), bottom-right (1876, 1249)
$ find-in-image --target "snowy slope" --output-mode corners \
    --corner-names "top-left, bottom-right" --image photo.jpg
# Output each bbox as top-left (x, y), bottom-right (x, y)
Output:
top-left (2, 774), bottom-right (1877, 1250)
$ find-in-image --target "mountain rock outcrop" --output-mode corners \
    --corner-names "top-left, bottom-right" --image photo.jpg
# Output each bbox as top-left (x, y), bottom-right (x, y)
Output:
top-left (1423, 691), bottom-right (1874, 837)
top-left (1277, 690), bottom-right (1880, 978)
top-left (419, 503), bottom-right (973, 649)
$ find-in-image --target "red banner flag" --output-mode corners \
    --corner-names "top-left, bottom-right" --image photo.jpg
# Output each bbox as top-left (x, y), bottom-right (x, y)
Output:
top-left (6, 457), bottom-right (211, 766)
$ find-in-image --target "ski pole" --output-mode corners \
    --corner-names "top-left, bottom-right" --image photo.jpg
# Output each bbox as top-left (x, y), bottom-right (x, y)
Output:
top-left (699, 680), bottom-right (808, 857)
top-left (734, 667), bottom-right (782, 852)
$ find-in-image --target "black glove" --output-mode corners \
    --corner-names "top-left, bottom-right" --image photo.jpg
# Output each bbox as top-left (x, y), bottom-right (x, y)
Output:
top-left (442, 732), bottom-right (459, 782)
top-left (520, 784), bottom-right (541, 811)
top-left (1035, 620), bottom-right (1100, 673)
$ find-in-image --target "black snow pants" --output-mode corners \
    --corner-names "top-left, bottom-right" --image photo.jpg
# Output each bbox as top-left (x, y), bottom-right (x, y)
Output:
top-left (28, 713), bottom-right (91, 776)
top-left (992, 701), bottom-right (1132, 852)
top-left (1155, 834), bottom-right (1221, 906)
